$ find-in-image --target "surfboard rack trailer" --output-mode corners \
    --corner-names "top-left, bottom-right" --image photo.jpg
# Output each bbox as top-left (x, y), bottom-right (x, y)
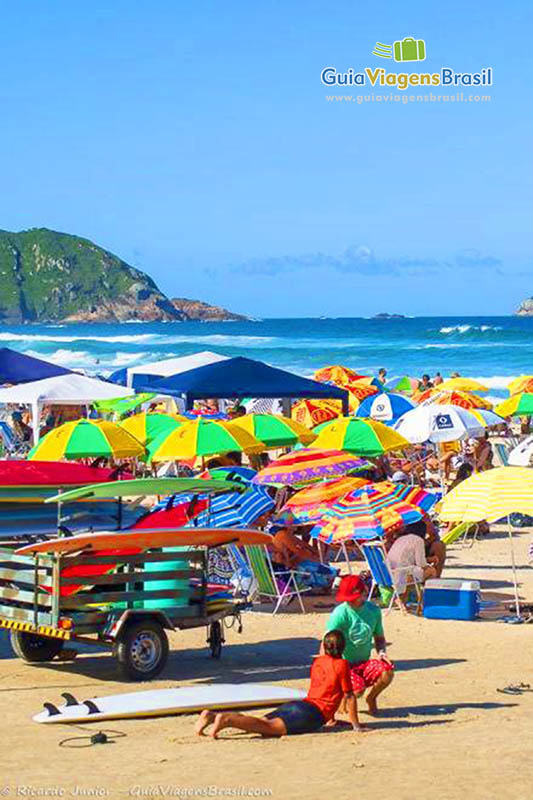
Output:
top-left (0, 544), bottom-right (248, 680)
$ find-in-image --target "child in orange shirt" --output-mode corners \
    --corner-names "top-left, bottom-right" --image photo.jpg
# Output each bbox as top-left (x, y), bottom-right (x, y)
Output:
top-left (195, 630), bottom-right (362, 738)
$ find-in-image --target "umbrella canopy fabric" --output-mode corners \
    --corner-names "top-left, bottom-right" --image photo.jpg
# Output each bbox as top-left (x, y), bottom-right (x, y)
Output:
top-left (345, 384), bottom-right (379, 412)
top-left (312, 417), bottom-right (409, 457)
top-left (417, 389), bottom-right (492, 410)
top-left (309, 486), bottom-right (424, 543)
top-left (119, 412), bottom-right (187, 445)
top-left (148, 418), bottom-right (264, 462)
top-left (371, 481), bottom-right (439, 513)
top-left (356, 392), bottom-right (416, 422)
top-left (252, 449), bottom-right (371, 487)
top-left (313, 366), bottom-right (364, 385)
top-left (186, 486), bottom-right (274, 528)
top-left (495, 394), bottom-right (533, 418)
top-left (109, 351), bottom-right (229, 389)
top-left (507, 375), bottom-right (533, 396)
top-left (508, 435), bottom-right (533, 466)
top-left (437, 378), bottom-right (488, 392)
top-left (0, 347), bottom-right (72, 384)
top-left (467, 409), bottom-right (505, 428)
top-left (385, 376), bottom-right (417, 394)
top-left (394, 405), bottom-right (483, 444)
top-left (291, 399), bottom-right (341, 429)
top-left (283, 476), bottom-right (371, 522)
top-left (29, 419), bottom-right (145, 461)
top-left (439, 466), bottom-right (533, 523)
top-left (230, 414), bottom-right (316, 449)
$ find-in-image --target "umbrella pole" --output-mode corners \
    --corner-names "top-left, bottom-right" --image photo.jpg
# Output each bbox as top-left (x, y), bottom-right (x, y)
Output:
top-left (507, 515), bottom-right (521, 619)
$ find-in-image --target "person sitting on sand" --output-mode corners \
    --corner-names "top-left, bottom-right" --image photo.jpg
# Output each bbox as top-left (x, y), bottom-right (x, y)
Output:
top-left (325, 575), bottom-right (394, 716)
top-left (195, 629), bottom-right (363, 738)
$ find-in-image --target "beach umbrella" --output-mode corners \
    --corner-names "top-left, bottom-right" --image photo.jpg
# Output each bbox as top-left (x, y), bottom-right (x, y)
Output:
top-left (252, 449), bottom-right (371, 487)
top-left (439, 466), bottom-right (533, 617)
top-left (309, 486), bottom-right (424, 544)
top-left (467, 409), bottom-right (505, 428)
top-left (507, 436), bottom-right (533, 466)
top-left (148, 419), bottom-right (264, 462)
top-left (394, 405), bottom-right (483, 444)
top-left (283, 476), bottom-right (371, 522)
top-left (347, 376), bottom-right (384, 391)
top-left (437, 378), bottom-right (488, 393)
top-left (345, 384), bottom-right (379, 412)
top-left (186, 486), bottom-right (274, 528)
top-left (370, 481), bottom-right (439, 513)
top-left (385, 376), bottom-right (417, 394)
top-left (418, 389), bottom-right (493, 410)
top-left (356, 392), bottom-right (416, 423)
top-left (311, 417), bottom-right (409, 457)
top-left (119, 412), bottom-right (187, 445)
top-left (314, 365), bottom-right (365, 385)
top-left (28, 419), bottom-right (145, 461)
top-left (291, 399), bottom-right (342, 429)
top-left (229, 414), bottom-right (316, 449)
top-left (507, 376), bottom-right (533, 395)
top-left (495, 393), bottom-right (533, 418)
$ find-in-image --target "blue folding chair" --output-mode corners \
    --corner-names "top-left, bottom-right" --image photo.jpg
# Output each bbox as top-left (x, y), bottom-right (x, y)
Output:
top-left (361, 541), bottom-right (422, 614)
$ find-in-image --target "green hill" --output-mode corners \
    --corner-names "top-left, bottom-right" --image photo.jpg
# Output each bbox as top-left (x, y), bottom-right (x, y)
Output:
top-left (0, 228), bottom-right (243, 323)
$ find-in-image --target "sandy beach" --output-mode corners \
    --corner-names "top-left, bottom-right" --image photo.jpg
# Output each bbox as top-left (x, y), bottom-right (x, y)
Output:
top-left (2, 526), bottom-right (532, 800)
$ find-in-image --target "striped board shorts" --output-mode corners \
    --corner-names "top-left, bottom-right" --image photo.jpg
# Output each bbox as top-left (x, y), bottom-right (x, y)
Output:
top-left (350, 658), bottom-right (394, 694)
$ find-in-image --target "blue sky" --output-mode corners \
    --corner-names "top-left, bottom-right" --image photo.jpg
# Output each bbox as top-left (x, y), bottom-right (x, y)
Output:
top-left (0, 0), bottom-right (530, 317)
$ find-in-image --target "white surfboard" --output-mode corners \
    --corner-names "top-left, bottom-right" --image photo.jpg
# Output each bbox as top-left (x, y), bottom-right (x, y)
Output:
top-left (34, 683), bottom-right (306, 724)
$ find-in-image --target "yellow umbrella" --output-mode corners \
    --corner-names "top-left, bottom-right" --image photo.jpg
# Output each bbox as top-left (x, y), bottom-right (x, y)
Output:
top-left (439, 466), bottom-right (533, 618)
top-left (438, 377), bottom-right (488, 392)
top-left (291, 399), bottom-right (342, 428)
top-left (416, 389), bottom-right (493, 410)
top-left (148, 418), bottom-right (264, 462)
top-left (507, 376), bottom-right (533, 396)
top-left (314, 365), bottom-right (364, 386)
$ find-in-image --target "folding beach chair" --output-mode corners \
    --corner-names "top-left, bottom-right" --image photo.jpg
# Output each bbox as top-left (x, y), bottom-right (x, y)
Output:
top-left (0, 420), bottom-right (26, 457)
top-left (493, 442), bottom-right (510, 467)
top-left (361, 541), bottom-right (422, 614)
top-left (440, 521), bottom-right (479, 548)
top-left (244, 545), bottom-right (312, 614)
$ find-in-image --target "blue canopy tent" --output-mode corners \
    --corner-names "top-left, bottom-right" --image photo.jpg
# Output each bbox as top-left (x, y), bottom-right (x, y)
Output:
top-left (0, 347), bottom-right (72, 385)
top-left (142, 356), bottom-right (350, 413)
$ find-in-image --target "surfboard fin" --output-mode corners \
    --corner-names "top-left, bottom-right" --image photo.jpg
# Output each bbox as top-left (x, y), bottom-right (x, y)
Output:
top-left (61, 692), bottom-right (79, 707)
top-left (43, 702), bottom-right (61, 717)
top-left (83, 700), bottom-right (100, 715)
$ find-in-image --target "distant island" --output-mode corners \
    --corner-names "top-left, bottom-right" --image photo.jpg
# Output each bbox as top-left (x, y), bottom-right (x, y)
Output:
top-left (516, 298), bottom-right (533, 316)
top-left (0, 228), bottom-right (246, 323)
top-left (372, 313), bottom-right (406, 320)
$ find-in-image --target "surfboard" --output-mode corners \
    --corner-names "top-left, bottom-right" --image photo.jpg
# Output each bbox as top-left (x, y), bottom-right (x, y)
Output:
top-left (15, 527), bottom-right (271, 556)
top-left (34, 684), bottom-right (307, 724)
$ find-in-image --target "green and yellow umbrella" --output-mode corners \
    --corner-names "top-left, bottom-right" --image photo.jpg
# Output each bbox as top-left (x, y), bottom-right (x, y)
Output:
top-left (148, 418), bottom-right (265, 462)
top-left (311, 417), bottom-right (409, 457)
top-left (507, 375), bottom-right (533, 395)
top-left (29, 419), bottom-right (145, 461)
top-left (495, 393), bottom-right (533, 418)
top-left (230, 414), bottom-right (316, 449)
top-left (119, 412), bottom-right (187, 445)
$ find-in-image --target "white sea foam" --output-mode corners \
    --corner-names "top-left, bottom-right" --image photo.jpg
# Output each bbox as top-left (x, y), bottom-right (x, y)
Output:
top-left (0, 332), bottom-right (156, 344)
top-left (471, 375), bottom-right (518, 390)
top-left (439, 324), bottom-right (502, 334)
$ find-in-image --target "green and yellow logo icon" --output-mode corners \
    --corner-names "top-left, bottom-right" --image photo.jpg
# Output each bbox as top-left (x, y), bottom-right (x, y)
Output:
top-left (372, 37), bottom-right (426, 62)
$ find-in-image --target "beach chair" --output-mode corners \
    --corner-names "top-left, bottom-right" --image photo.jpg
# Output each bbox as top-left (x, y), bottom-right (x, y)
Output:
top-left (244, 545), bottom-right (312, 614)
top-left (493, 442), bottom-right (510, 467)
top-left (361, 541), bottom-right (422, 615)
top-left (0, 420), bottom-right (26, 457)
top-left (440, 521), bottom-right (479, 548)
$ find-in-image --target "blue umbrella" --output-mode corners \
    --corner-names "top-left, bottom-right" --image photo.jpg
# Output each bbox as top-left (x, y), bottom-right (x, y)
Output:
top-left (356, 392), bottom-right (416, 423)
top-left (187, 487), bottom-right (274, 528)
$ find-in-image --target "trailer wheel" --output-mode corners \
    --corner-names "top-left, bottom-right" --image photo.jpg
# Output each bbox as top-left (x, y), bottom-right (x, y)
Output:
top-left (208, 621), bottom-right (223, 659)
top-left (114, 619), bottom-right (169, 681)
top-left (10, 631), bottom-right (64, 663)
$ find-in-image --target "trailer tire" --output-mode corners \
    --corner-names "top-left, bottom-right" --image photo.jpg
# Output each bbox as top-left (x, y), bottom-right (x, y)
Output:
top-left (10, 631), bottom-right (64, 663)
top-left (114, 619), bottom-right (169, 681)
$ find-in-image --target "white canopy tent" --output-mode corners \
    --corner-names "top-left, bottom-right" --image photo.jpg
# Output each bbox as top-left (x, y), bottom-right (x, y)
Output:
top-left (0, 374), bottom-right (134, 443)
top-left (125, 351), bottom-right (229, 388)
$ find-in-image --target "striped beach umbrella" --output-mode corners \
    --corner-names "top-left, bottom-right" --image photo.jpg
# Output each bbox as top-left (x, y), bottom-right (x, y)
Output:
top-left (291, 399), bottom-right (342, 429)
top-left (312, 417), bottom-right (409, 457)
top-left (309, 486), bottom-right (424, 543)
top-left (371, 481), bottom-right (439, 513)
top-left (252, 449), bottom-right (371, 487)
top-left (283, 476), bottom-right (371, 523)
top-left (418, 389), bottom-right (493, 410)
top-left (148, 419), bottom-right (264, 462)
top-left (356, 392), bottom-right (416, 422)
top-left (230, 414), bottom-right (316, 449)
top-left (468, 409), bottom-right (505, 428)
top-left (187, 487), bottom-right (274, 528)
top-left (495, 393), bottom-right (533, 418)
top-left (507, 375), bottom-right (533, 395)
top-left (28, 419), bottom-right (144, 461)
top-left (119, 412), bottom-right (187, 445)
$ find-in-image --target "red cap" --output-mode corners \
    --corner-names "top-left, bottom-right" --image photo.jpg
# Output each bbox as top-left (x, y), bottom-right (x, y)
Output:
top-left (336, 574), bottom-right (368, 604)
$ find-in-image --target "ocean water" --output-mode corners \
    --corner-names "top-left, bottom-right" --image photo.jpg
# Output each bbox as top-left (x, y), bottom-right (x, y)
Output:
top-left (2, 316), bottom-right (533, 399)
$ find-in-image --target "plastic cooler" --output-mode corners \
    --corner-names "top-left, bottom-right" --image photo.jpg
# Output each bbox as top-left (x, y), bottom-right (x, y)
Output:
top-left (423, 578), bottom-right (480, 620)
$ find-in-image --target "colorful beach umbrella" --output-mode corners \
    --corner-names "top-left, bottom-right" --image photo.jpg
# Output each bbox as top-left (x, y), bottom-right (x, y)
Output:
top-left (186, 486), bottom-right (274, 528)
top-left (119, 412), bottom-right (187, 445)
top-left (356, 392), bottom-right (416, 423)
top-left (385, 376), bottom-right (417, 394)
top-left (291, 399), bottom-right (342, 429)
top-left (252, 449), bottom-right (371, 487)
top-left (314, 366), bottom-right (364, 385)
top-left (371, 481), bottom-right (439, 514)
top-left (468, 409), bottom-right (505, 428)
top-left (283, 476), bottom-right (371, 523)
top-left (229, 414), bottom-right (316, 449)
top-left (417, 389), bottom-right (492, 410)
top-left (148, 419), bottom-right (264, 462)
top-left (311, 417), bottom-right (409, 457)
top-left (345, 384), bottom-right (379, 412)
top-left (309, 486), bottom-right (424, 543)
top-left (28, 419), bottom-right (145, 461)
top-left (507, 376), bottom-right (533, 395)
top-left (437, 377), bottom-right (488, 393)
top-left (394, 405), bottom-right (483, 444)
top-left (495, 393), bottom-right (533, 418)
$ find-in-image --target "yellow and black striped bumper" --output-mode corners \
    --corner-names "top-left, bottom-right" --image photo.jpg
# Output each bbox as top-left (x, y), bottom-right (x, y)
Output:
top-left (0, 619), bottom-right (71, 640)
